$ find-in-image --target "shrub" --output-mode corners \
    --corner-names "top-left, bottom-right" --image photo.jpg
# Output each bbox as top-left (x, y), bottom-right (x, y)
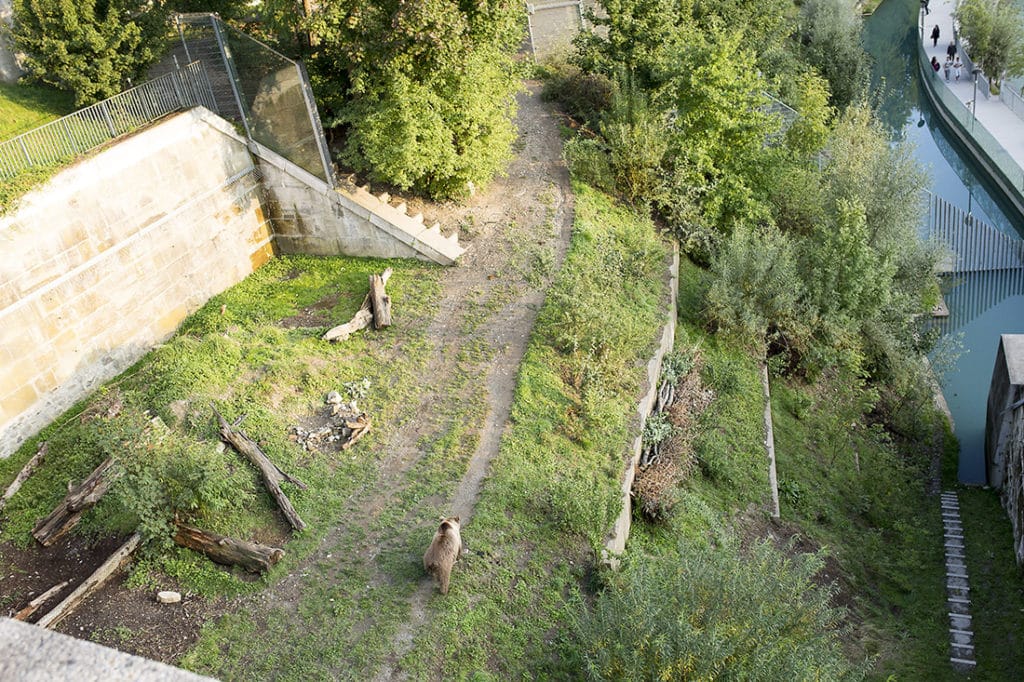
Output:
top-left (571, 536), bottom-right (861, 680)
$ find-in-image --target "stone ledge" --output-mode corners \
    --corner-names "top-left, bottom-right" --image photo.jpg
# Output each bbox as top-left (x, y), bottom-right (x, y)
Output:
top-left (0, 618), bottom-right (216, 682)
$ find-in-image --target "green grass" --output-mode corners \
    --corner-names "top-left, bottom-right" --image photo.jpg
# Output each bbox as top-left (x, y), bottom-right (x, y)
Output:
top-left (0, 254), bottom-right (443, 596)
top-left (0, 80), bottom-right (74, 140)
top-left (388, 182), bottom-right (672, 678)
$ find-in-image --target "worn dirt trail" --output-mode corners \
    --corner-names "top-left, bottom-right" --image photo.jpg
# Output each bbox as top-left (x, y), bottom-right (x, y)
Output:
top-left (370, 80), bottom-right (575, 681)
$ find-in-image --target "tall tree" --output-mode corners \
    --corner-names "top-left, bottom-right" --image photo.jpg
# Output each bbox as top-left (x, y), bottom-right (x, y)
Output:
top-left (9, 0), bottom-right (167, 106)
top-left (304, 0), bottom-right (523, 199)
top-left (955, 0), bottom-right (1024, 93)
top-left (799, 0), bottom-right (868, 108)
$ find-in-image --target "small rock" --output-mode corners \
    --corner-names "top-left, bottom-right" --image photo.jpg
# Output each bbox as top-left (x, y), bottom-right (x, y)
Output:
top-left (156, 590), bottom-right (181, 604)
top-left (326, 390), bottom-right (343, 405)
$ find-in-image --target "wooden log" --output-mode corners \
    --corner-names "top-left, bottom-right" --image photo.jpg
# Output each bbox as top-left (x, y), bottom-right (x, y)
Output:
top-left (13, 579), bottom-right (70, 621)
top-left (36, 532), bottom-right (142, 629)
top-left (0, 442), bottom-right (48, 512)
top-left (214, 407), bottom-right (308, 532)
top-left (321, 268), bottom-right (392, 342)
top-left (369, 271), bottom-right (392, 329)
top-left (341, 416), bottom-right (371, 451)
top-left (173, 522), bottom-right (284, 573)
top-left (32, 457), bottom-right (121, 547)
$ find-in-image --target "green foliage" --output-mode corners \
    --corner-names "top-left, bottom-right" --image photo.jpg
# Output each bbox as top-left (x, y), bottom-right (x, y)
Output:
top-left (0, 161), bottom-right (65, 215)
top-left (705, 223), bottom-right (808, 353)
top-left (539, 57), bottom-right (615, 127)
top-left (306, 0), bottom-right (523, 198)
top-left (8, 0), bottom-right (167, 106)
top-left (599, 81), bottom-right (668, 205)
top-left (798, 0), bottom-right (869, 108)
top-left (641, 410), bottom-right (674, 449)
top-left (954, 0), bottom-right (1024, 92)
top-left (571, 536), bottom-right (860, 681)
top-left (562, 137), bottom-right (616, 193)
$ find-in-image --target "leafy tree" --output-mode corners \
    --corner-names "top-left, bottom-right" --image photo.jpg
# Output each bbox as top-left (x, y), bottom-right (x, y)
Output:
top-left (955, 0), bottom-right (1024, 93)
top-left (798, 0), bottom-right (868, 108)
top-left (304, 0), bottom-right (522, 198)
top-left (571, 537), bottom-right (862, 680)
top-left (8, 0), bottom-right (167, 106)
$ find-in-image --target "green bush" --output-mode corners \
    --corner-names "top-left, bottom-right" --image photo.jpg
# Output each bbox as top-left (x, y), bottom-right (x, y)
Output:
top-left (563, 138), bottom-right (615, 193)
top-left (571, 536), bottom-right (862, 681)
top-left (540, 58), bottom-right (615, 127)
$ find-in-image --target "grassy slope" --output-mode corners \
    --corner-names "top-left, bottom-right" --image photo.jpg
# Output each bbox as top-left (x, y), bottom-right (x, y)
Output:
top-left (632, 256), bottom-right (1024, 680)
top-left (0, 80), bottom-right (74, 140)
top-left (392, 183), bottom-right (671, 678)
top-left (0, 254), bottom-right (444, 593)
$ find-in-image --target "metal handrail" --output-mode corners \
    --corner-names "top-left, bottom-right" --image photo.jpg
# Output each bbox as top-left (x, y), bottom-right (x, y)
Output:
top-left (0, 61), bottom-right (217, 180)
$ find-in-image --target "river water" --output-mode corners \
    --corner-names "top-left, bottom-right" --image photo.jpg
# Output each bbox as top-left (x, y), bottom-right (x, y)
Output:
top-left (864, 0), bottom-right (1024, 483)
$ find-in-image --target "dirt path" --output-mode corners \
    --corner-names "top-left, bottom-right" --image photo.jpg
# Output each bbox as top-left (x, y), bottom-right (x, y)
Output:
top-left (365, 82), bottom-right (573, 680)
top-left (187, 81), bottom-right (575, 679)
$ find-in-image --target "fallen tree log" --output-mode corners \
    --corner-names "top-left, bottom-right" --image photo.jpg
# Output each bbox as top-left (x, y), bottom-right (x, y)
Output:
top-left (13, 579), bottom-right (70, 622)
top-left (32, 457), bottom-right (120, 547)
top-left (369, 271), bottom-right (392, 329)
top-left (173, 522), bottom-right (284, 573)
top-left (322, 268), bottom-right (393, 342)
top-left (36, 532), bottom-right (142, 629)
top-left (0, 442), bottom-right (48, 512)
top-left (214, 407), bottom-right (308, 532)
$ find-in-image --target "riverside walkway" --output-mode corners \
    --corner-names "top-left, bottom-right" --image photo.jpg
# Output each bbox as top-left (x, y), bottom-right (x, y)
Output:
top-left (919, 0), bottom-right (1024, 200)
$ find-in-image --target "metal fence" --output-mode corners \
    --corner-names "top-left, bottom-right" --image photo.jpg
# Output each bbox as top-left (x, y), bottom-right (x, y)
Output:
top-left (0, 61), bottom-right (216, 180)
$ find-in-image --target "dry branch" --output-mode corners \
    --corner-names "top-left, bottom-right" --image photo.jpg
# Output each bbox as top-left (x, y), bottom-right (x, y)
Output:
top-left (341, 414), bottom-right (371, 451)
top-left (214, 407), bottom-right (307, 532)
top-left (36, 532), bottom-right (142, 629)
top-left (322, 268), bottom-right (393, 342)
top-left (0, 442), bottom-right (48, 512)
top-left (173, 521), bottom-right (284, 573)
top-left (13, 579), bottom-right (70, 621)
top-left (32, 457), bottom-right (120, 546)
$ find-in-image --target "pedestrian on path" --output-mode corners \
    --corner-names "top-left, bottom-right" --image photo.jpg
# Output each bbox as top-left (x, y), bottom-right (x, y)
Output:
top-left (932, 25), bottom-right (941, 46)
top-left (944, 56), bottom-right (953, 81)
top-left (954, 56), bottom-right (963, 81)
top-left (922, 0), bottom-right (930, 14)
top-left (931, 56), bottom-right (941, 73)
top-left (947, 40), bottom-right (957, 60)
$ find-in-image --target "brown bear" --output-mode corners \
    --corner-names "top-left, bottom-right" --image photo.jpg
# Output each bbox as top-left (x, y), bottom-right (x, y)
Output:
top-left (423, 516), bottom-right (461, 595)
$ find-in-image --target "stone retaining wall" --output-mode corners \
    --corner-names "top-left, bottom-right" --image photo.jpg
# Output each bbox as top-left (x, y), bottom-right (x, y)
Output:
top-left (0, 109), bottom-right (273, 458)
top-left (602, 245), bottom-right (680, 568)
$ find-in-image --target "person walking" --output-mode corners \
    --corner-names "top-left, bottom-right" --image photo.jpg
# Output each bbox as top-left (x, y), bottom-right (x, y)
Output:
top-left (931, 56), bottom-right (941, 73)
top-left (944, 56), bottom-right (952, 81)
top-left (954, 56), bottom-right (963, 81)
top-left (947, 40), bottom-right (957, 60)
top-left (932, 25), bottom-right (941, 47)
top-left (922, 0), bottom-right (930, 14)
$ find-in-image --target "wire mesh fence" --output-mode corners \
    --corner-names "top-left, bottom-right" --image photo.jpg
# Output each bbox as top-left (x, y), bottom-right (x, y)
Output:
top-left (0, 61), bottom-right (216, 180)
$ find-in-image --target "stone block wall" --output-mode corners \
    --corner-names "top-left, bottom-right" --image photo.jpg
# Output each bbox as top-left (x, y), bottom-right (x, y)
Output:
top-left (0, 108), bottom-right (273, 458)
top-left (986, 334), bottom-right (1024, 564)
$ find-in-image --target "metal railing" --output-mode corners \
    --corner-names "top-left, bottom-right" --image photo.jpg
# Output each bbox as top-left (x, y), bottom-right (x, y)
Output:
top-left (0, 61), bottom-right (216, 180)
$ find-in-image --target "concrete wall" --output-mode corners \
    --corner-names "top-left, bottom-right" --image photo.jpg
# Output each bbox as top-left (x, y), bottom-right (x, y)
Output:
top-left (0, 108), bottom-right (273, 458)
top-left (0, 0), bottom-right (24, 83)
top-left (985, 334), bottom-right (1024, 564)
top-left (985, 335), bottom-right (1024, 487)
top-left (255, 142), bottom-right (464, 266)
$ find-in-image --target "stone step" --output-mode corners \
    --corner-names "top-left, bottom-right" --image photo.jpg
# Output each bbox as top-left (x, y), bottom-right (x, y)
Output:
top-left (950, 657), bottom-right (977, 666)
top-left (949, 612), bottom-right (973, 621)
top-left (947, 596), bottom-right (971, 605)
top-left (949, 628), bottom-right (973, 636)
top-left (951, 641), bottom-right (975, 651)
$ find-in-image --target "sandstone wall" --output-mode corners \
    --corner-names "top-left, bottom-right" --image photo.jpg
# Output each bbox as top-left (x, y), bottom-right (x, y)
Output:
top-left (0, 109), bottom-right (273, 458)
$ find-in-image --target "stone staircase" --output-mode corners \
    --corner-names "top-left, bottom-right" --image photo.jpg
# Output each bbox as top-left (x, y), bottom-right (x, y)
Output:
top-left (336, 174), bottom-right (465, 266)
top-left (941, 490), bottom-right (977, 670)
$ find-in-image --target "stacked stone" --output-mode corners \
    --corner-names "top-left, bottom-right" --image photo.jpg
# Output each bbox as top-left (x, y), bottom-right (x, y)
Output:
top-left (941, 491), bottom-right (976, 669)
